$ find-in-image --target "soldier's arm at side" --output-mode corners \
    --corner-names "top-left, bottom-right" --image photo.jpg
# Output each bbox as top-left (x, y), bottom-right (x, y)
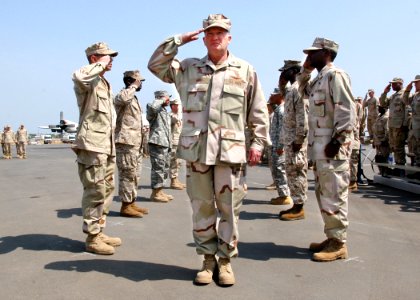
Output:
top-left (294, 89), bottom-right (308, 145)
top-left (330, 71), bottom-right (355, 145)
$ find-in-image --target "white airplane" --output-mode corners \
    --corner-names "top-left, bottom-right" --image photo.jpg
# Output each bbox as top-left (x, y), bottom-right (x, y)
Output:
top-left (39, 111), bottom-right (78, 133)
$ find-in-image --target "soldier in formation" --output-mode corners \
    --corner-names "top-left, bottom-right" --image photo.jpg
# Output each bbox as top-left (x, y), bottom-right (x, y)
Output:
top-left (403, 75), bottom-right (420, 167)
top-left (146, 90), bottom-right (173, 203)
top-left (72, 42), bottom-right (122, 255)
top-left (114, 70), bottom-right (149, 218)
top-left (148, 13), bottom-right (269, 286)
top-left (169, 98), bottom-right (186, 190)
top-left (278, 60), bottom-right (309, 220)
top-left (298, 37), bottom-right (354, 262)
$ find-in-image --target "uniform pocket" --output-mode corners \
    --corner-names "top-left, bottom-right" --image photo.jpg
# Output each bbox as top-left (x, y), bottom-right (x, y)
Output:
top-left (178, 128), bottom-right (201, 162)
top-left (220, 128), bottom-right (246, 164)
top-left (313, 91), bottom-right (326, 117)
top-left (186, 84), bottom-right (208, 111)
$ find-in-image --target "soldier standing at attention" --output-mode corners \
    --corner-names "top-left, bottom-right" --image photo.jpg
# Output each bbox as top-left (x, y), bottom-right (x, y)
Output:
top-left (403, 75), bottom-right (420, 167)
top-left (169, 98), bottom-right (186, 190)
top-left (3, 125), bottom-right (16, 159)
top-left (363, 89), bottom-right (379, 142)
top-left (268, 88), bottom-right (292, 206)
top-left (379, 77), bottom-right (407, 168)
top-left (72, 42), bottom-right (121, 255)
top-left (114, 70), bottom-right (149, 218)
top-left (278, 60), bottom-right (309, 220)
top-left (147, 90), bottom-right (173, 203)
top-left (16, 124), bottom-right (28, 159)
top-left (148, 14), bottom-right (269, 286)
top-left (298, 37), bottom-right (355, 262)
top-left (373, 105), bottom-right (391, 176)
top-left (349, 97), bottom-right (365, 192)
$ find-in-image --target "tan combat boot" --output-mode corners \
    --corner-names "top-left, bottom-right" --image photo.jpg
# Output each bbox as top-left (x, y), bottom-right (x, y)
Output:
top-left (312, 238), bottom-right (348, 262)
top-left (97, 232), bottom-right (122, 247)
top-left (348, 181), bottom-right (358, 192)
top-left (85, 234), bottom-right (115, 255)
top-left (162, 190), bottom-right (174, 201)
top-left (170, 177), bottom-right (185, 190)
top-left (309, 238), bottom-right (331, 252)
top-left (194, 254), bottom-right (217, 284)
top-left (130, 202), bottom-right (149, 215)
top-left (120, 202), bottom-right (143, 218)
top-left (270, 195), bottom-right (293, 205)
top-left (218, 257), bottom-right (235, 286)
top-left (150, 188), bottom-right (169, 203)
top-left (279, 204), bottom-right (305, 221)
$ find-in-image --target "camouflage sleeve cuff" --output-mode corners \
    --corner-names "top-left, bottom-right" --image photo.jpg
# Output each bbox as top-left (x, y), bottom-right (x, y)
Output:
top-left (174, 34), bottom-right (183, 46)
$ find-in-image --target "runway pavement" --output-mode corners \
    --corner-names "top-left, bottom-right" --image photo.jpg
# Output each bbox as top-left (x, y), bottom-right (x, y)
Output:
top-left (0, 144), bottom-right (419, 300)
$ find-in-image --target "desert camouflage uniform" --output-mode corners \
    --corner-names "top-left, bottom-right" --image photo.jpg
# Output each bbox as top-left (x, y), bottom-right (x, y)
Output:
top-left (170, 112), bottom-right (182, 179)
top-left (72, 61), bottom-right (116, 235)
top-left (363, 95), bottom-right (379, 139)
top-left (114, 85), bottom-right (143, 204)
top-left (2, 128), bottom-right (15, 159)
top-left (373, 110), bottom-right (390, 164)
top-left (270, 102), bottom-right (290, 197)
top-left (298, 63), bottom-right (355, 243)
top-left (147, 97), bottom-right (172, 189)
top-left (350, 101), bottom-right (364, 182)
top-left (148, 35), bottom-right (269, 258)
top-left (379, 89), bottom-right (407, 165)
top-left (280, 82), bottom-right (308, 204)
top-left (404, 90), bottom-right (420, 166)
top-left (16, 126), bottom-right (28, 158)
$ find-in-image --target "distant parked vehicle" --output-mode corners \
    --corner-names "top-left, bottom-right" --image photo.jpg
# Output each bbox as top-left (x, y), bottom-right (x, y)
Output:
top-left (43, 134), bottom-right (52, 144)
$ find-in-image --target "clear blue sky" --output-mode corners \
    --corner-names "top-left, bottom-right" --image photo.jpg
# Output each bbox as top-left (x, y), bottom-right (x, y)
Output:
top-left (0, 0), bottom-right (419, 134)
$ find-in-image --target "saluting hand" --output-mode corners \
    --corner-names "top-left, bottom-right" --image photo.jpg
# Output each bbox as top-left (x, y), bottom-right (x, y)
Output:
top-left (384, 83), bottom-right (391, 93)
top-left (181, 29), bottom-right (204, 44)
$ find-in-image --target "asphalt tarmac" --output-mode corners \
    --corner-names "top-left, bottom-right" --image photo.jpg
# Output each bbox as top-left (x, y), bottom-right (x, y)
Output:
top-left (0, 144), bottom-right (419, 300)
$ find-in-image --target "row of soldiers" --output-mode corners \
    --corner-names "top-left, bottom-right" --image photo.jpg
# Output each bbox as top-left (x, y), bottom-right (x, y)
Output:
top-left (1, 124), bottom-right (28, 159)
top-left (362, 78), bottom-right (420, 170)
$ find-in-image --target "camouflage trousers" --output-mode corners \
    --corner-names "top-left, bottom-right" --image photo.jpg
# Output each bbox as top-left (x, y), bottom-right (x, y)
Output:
top-left (349, 148), bottom-right (359, 182)
top-left (314, 159), bottom-right (349, 243)
top-left (271, 149), bottom-right (290, 197)
top-left (285, 145), bottom-right (308, 204)
top-left (367, 117), bottom-right (375, 140)
top-left (137, 154), bottom-right (143, 185)
top-left (16, 142), bottom-right (26, 157)
top-left (169, 144), bottom-right (181, 178)
top-left (78, 152), bottom-right (115, 235)
top-left (116, 144), bottom-right (140, 203)
top-left (3, 143), bottom-right (12, 157)
top-left (389, 127), bottom-right (407, 165)
top-left (187, 162), bottom-right (246, 258)
top-left (149, 143), bottom-right (170, 189)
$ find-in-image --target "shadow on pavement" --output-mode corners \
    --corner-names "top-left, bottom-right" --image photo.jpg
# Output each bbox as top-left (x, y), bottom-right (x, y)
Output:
top-left (45, 259), bottom-right (196, 282)
top-left (239, 211), bottom-right (278, 220)
top-left (359, 183), bottom-right (420, 213)
top-left (238, 241), bottom-right (311, 261)
top-left (0, 234), bottom-right (84, 254)
top-left (56, 208), bottom-right (82, 218)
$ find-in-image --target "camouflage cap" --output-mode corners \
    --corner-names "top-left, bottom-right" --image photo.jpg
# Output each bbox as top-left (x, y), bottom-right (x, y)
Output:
top-left (170, 98), bottom-right (181, 105)
top-left (123, 70), bottom-right (145, 81)
top-left (279, 60), bottom-right (302, 72)
top-left (412, 75), bottom-right (420, 82)
top-left (154, 90), bottom-right (171, 98)
top-left (355, 96), bottom-right (363, 101)
top-left (368, 89), bottom-right (374, 93)
top-left (85, 42), bottom-right (118, 57)
top-left (203, 14), bottom-right (231, 32)
top-left (389, 77), bottom-right (404, 84)
top-left (303, 37), bottom-right (339, 54)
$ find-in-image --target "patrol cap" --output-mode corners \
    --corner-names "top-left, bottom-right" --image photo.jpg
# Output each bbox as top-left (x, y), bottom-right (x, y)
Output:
top-left (389, 77), bottom-right (404, 84)
top-left (412, 75), bottom-right (420, 82)
top-left (123, 70), bottom-right (145, 81)
top-left (355, 96), bottom-right (362, 101)
top-left (85, 42), bottom-right (118, 57)
top-left (154, 90), bottom-right (171, 98)
top-left (303, 37), bottom-right (339, 54)
top-left (170, 98), bottom-right (181, 105)
top-left (368, 89), bottom-right (374, 93)
top-left (203, 14), bottom-right (231, 32)
top-left (279, 60), bottom-right (302, 72)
